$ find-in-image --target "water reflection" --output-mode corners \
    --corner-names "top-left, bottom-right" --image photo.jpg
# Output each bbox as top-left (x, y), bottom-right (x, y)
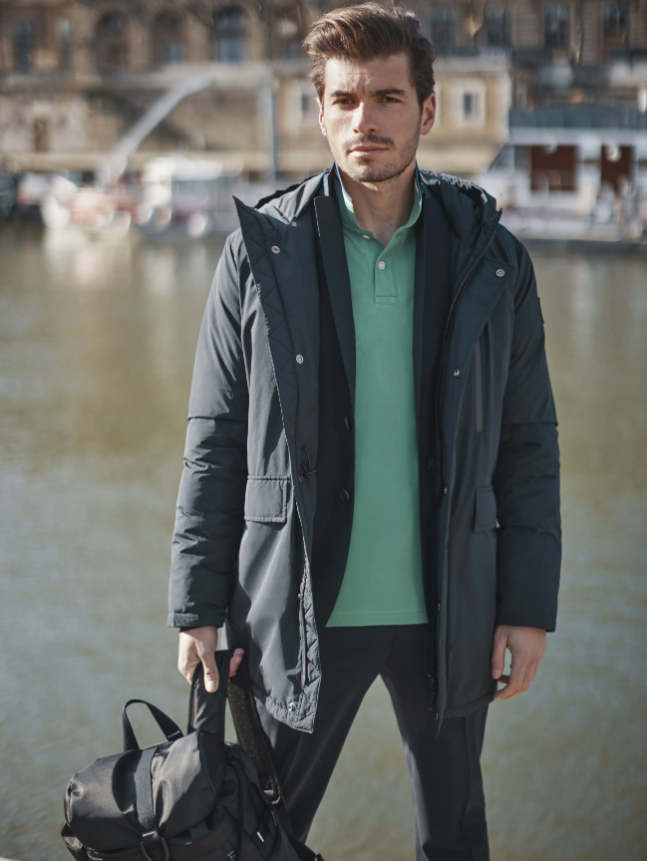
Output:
top-left (0, 226), bottom-right (645, 861)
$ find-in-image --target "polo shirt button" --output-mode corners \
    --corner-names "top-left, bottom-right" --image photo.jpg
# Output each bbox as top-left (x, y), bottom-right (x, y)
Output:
top-left (340, 489), bottom-right (351, 503)
top-left (378, 261), bottom-right (386, 270)
top-left (296, 354), bottom-right (304, 364)
top-left (344, 416), bottom-right (352, 430)
top-left (362, 235), bottom-right (371, 240)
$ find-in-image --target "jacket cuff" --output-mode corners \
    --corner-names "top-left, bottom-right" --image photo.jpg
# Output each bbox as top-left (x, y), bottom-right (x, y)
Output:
top-left (167, 610), bottom-right (227, 629)
top-left (495, 612), bottom-right (556, 633)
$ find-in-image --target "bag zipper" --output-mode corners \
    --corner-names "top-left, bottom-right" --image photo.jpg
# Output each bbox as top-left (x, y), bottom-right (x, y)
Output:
top-left (474, 337), bottom-right (483, 434)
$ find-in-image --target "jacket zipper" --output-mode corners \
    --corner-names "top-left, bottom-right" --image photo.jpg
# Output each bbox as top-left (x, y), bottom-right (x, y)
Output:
top-left (474, 337), bottom-right (484, 434)
top-left (431, 209), bottom-right (502, 710)
top-left (298, 578), bottom-right (307, 687)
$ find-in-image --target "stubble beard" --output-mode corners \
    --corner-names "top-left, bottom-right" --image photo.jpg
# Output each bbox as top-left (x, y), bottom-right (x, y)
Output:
top-left (334, 124), bottom-right (421, 184)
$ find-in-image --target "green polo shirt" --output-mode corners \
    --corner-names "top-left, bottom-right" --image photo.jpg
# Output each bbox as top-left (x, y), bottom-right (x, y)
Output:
top-left (326, 170), bottom-right (428, 628)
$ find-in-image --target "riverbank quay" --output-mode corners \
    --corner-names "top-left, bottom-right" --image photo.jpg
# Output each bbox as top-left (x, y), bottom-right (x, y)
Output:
top-left (523, 236), bottom-right (647, 254)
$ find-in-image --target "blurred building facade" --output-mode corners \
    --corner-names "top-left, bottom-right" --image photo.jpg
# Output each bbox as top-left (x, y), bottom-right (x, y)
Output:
top-left (0, 0), bottom-right (646, 182)
top-left (0, 0), bottom-right (511, 178)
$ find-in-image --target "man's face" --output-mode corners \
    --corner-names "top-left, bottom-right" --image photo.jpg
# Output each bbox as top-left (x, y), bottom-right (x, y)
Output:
top-left (318, 53), bottom-right (436, 184)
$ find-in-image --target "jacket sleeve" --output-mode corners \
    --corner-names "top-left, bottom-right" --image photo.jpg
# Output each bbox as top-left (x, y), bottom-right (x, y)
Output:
top-left (167, 233), bottom-right (249, 629)
top-left (492, 240), bottom-right (561, 632)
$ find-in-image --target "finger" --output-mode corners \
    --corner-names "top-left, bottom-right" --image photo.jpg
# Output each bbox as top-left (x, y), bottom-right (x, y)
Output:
top-left (199, 647), bottom-right (220, 693)
top-left (229, 648), bottom-right (245, 677)
top-left (178, 637), bottom-right (200, 684)
top-left (491, 632), bottom-right (507, 680)
top-left (179, 653), bottom-right (199, 684)
top-left (493, 666), bottom-right (510, 700)
top-left (525, 659), bottom-right (542, 690)
top-left (495, 656), bottom-right (529, 700)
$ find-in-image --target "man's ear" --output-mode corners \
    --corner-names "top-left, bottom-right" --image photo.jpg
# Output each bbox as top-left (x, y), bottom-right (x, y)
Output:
top-left (318, 98), bottom-right (327, 138)
top-left (420, 92), bottom-right (436, 137)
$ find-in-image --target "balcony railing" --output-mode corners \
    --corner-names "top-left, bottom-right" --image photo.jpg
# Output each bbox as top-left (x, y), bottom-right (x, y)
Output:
top-left (509, 105), bottom-right (647, 130)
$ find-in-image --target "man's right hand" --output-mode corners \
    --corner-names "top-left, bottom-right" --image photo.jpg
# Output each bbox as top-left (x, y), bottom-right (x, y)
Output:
top-left (178, 626), bottom-right (244, 693)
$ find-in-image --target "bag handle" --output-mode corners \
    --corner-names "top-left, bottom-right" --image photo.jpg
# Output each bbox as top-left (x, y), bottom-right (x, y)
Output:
top-left (186, 650), bottom-right (284, 805)
top-left (187, 649), bottom-right (231, 740)
top-left (122, 700), bottom-right (183, 752)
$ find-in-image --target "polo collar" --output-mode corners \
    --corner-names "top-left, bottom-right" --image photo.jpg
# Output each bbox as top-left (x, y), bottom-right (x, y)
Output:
top-left (333, 163), bottom-right (423, 235)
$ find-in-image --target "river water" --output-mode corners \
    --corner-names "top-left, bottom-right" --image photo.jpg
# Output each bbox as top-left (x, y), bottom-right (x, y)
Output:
top-left (0, 224), bottom-right (645, 861)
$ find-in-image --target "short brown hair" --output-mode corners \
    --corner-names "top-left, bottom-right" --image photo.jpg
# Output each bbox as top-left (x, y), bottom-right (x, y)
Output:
top-left (303, 3), bottom-right (436, 107)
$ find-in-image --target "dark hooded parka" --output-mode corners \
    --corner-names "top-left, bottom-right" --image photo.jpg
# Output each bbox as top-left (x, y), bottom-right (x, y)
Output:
top-left (168, 168), bottom-right (561, 733)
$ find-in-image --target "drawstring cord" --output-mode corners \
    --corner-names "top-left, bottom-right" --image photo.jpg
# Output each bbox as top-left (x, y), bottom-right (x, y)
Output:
top-left (299, 445), bottom-right (316, 482)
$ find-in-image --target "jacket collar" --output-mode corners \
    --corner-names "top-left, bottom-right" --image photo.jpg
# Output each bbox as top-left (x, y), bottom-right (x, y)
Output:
top-left (255, 166), bottom-right (499, 258)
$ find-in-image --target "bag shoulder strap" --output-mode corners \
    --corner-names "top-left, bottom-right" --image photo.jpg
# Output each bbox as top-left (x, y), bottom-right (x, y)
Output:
top-left (228, 652), bottom-right (283, 805)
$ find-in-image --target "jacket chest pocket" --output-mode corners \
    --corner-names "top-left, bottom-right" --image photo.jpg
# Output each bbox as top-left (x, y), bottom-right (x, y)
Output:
top-left (244, 476), bottom-right (289, 523)
top-left (474, 337), bottom-right (484, 434)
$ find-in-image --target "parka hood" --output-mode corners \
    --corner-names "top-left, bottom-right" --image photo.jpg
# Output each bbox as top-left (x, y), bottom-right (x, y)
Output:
top-left (244, 166), bottom-right (500, 256)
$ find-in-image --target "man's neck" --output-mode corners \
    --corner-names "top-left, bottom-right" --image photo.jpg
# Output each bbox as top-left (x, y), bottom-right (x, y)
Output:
top-left (337, 161), bottom-right (417, 247)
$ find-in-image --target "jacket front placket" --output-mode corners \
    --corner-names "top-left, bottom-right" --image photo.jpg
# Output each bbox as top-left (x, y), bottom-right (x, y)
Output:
top-left (234, 198), bottom-right (322, 718)
top-left (432, 213), bottom-right (520, 726)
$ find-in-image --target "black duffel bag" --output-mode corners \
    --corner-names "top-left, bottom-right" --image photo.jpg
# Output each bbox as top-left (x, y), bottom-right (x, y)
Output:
top-left (62, 651), bottom-right (322, 861)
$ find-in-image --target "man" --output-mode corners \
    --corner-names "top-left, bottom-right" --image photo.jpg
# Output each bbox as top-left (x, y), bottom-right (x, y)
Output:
top-left (168, 5), bottom-right (561, 859)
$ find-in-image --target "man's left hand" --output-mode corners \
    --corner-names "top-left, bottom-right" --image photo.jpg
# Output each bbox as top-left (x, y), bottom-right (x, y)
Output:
top-left (491, 625), bottom-right (546, 701)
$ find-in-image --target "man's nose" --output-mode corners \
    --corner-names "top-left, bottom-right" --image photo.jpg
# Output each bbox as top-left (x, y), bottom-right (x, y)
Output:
top-left (352, 101), bottom-right (378, 135)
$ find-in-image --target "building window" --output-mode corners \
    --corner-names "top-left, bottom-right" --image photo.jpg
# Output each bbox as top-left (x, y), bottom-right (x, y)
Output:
top-left (602, 3), bottom-right (629, 58)
top-left (14, 22), bottom-right (35, 72)
top-left (288, 81), bottom-right (318, 135)
top-left (300, 90), bottom-right (317, 121)
top-left (603, 3), bottom-right (628, 35)
top-left (456, 83), bottom-right (486, 127)
top-left (530, 145), bottom-right (576, 192)
top-left (96, 14), bottom-right (129, 70)
top-left (34, 118), bottom-right (50, 153)
top-left (59, 20), bottom-right (72, 70)
top-left (153, 14), bottom-right (186, 65)
top-left (274, 18), bottom-right (301, 60)
top-left (430, 8), bottom-right (455, 55)
top-left (600, 143), bottom-right (633, 193)
top-left (544, 5), bottom-right (570, 50)
top-left (214, 8), bottom-right (249, 63)
top-left (464, 92), bottom-right (478, 115)
top-left (485, 7), bottom-right (511, 48)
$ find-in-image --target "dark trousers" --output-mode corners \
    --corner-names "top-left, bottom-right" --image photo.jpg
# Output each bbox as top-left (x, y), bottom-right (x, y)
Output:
top-left (256, 625), bottom-right (489, 861)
